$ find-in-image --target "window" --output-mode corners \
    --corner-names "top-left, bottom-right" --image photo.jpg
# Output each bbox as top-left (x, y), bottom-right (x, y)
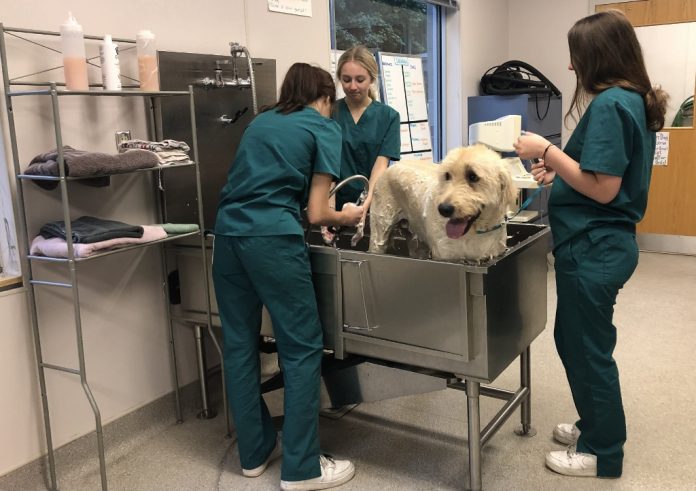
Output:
top-left (330, 0), bottom-right (444, 160)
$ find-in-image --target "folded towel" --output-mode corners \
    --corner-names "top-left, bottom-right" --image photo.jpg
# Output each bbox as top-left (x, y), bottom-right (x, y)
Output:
top-left (156, 149), bottom-right (192, 166)
top-left (118, 139), bottom-right (190, 153)
top-left (30, 225), bottom-right (167, 258)
top-left (39, 216), bottom-right (144, 244)
top-left (25, 146), bottom-right (159, 190)
top-left (160, 223), bottom-right (200, 234)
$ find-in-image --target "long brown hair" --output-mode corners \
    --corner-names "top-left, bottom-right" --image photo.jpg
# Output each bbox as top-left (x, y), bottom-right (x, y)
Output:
top-left (566, 9), bottom-right (668, 131)
top-left (266, 63), bottom-right (336, 115)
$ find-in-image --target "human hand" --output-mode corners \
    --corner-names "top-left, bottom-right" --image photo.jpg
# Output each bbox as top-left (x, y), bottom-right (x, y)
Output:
top-left (513, 131), bottom-right (550, 160)
top-left (341, 202), bottom-right (365, 226)
top-left (530, 160), bottom-right (556, 185)
top-left (360, 206), bottom-right (369, 227)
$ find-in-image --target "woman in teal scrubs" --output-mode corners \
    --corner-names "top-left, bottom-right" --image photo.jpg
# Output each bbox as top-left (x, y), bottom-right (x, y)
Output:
top-left (333, 45), bottom-right (401, 215)
top-left (514, 10), bottom-right (667, 480)
top-left (212, 63), bottom-right (363, 490)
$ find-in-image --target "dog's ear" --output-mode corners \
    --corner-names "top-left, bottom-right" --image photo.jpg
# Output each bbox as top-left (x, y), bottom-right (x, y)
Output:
top-left (498, 161), bottom-right (518, 210)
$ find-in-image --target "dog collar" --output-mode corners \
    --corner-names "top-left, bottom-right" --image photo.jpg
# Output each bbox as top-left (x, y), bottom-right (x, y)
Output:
top-left (477, 186), bottom-right (546, 235)
top-left (476, 223), bottom-right (503, 234)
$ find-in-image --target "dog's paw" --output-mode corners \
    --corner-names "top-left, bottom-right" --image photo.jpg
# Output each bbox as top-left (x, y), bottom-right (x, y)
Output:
top-left (321, 226), bottom-right (338, 246)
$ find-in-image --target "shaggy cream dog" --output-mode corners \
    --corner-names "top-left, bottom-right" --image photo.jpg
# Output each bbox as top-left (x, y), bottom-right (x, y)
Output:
top-left (368, 144), bottom-right (517, 262)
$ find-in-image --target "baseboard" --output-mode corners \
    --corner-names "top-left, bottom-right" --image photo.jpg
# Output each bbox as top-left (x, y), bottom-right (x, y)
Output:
top-left (0, 378), bottom-right (219, 486)
top-left (638, 233), bottom-right (696, 256)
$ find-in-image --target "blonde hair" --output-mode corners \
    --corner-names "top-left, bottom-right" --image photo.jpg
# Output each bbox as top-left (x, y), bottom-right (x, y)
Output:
top-left (336, 45), bottom-right (379, 100)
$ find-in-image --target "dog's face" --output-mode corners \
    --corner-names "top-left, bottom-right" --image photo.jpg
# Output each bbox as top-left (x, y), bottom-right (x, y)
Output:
top-left (436, 144), bottom-right (516, 239)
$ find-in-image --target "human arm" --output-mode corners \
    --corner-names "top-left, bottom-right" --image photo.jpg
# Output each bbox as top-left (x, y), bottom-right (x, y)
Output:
top-left (360, 108), bottom-right (400, 213)
top-left (307, 173), bottom-right (364, 226)
top-left (514, 132), bottom-right (622, 204)
top-left (361, 155), bottom-right (389, 212)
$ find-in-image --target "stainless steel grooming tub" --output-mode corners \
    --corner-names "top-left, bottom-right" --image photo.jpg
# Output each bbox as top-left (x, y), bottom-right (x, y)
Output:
top-left (175, 222), bottom-right (549, 490)
top-left (306, 223), bottom-right (549, 382)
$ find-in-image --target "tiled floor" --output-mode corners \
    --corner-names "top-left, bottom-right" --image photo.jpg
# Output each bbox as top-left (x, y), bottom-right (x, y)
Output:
top-left (2, 251), bottom-right (695, 491)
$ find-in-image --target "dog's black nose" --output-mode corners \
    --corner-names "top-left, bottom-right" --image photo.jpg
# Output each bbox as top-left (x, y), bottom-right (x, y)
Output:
top-left (438, 203), bottom-right (454, 218)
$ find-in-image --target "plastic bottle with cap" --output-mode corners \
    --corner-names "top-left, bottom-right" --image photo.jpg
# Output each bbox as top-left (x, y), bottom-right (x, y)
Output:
top-left (136, 30), bottom-right (159, 91)
top-left (99, 35), bottom-right (122, 91)
top-left (60, 12), bottom-right (89, 90)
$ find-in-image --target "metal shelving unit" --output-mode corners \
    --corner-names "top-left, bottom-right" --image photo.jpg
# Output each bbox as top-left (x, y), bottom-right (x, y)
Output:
top-left (0, 25), bottom-right (214, 491)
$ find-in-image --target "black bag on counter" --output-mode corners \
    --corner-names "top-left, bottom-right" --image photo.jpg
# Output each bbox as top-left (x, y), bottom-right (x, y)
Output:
top-left (480, 60), bottom-right (561, 97)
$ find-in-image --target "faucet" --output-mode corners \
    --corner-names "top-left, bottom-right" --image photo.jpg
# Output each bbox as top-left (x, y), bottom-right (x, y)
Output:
top-left (197, 43), bottom-right (258, 115)
top-left (319, 175), bottom-right (370, 248)
top-left (330, 174), bottom-right (369, 203)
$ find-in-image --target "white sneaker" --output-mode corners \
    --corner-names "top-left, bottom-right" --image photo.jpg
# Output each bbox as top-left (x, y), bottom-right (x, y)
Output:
top-left (546, 448), bottom-right (597, 477)
top-left (553, 423), bottom-right (580, 445)
top-left (280, 454), bottom-right (355, 490)
top-left (242, 435), bottom-right (282, 477)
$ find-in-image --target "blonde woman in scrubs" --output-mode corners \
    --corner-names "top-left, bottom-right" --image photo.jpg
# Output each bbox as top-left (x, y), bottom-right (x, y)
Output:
top-left (515, 10), bottom-right (667, 480)
top-left (213, 63), bottom-right (362, 490)
top-left (333, 45), bottom-right (400, 217)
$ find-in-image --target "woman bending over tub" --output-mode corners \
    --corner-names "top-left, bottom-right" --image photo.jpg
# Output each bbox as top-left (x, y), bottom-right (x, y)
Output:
top-left (212, 62), bottom-right (362, 490)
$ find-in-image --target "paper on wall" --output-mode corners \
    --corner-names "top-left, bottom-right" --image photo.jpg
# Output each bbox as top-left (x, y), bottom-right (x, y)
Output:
top-left (653, 131), bottom-right (669, 166)
top-left (268, 0), bottom-right (312, 17)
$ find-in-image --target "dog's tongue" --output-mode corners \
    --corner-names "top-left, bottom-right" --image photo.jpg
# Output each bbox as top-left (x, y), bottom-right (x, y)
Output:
top-left (446, 218), bottom-right (471, 239)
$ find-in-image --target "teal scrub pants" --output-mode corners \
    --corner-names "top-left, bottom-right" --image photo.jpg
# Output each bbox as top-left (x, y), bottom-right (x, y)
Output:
top-left (212, 234), bottom-right (323, 482)
top-left (553, 227), bottom-right (638, 477)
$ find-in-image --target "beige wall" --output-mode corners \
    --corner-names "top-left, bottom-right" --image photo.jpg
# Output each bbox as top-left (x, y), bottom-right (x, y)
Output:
top-left (1, 0), bottom-right (597, 478)
top-left (0, 0), bottom-right (332, 476)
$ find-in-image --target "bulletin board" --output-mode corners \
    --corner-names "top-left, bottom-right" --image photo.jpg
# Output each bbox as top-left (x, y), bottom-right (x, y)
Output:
top-left (377, 52), bottom-right (432, 160)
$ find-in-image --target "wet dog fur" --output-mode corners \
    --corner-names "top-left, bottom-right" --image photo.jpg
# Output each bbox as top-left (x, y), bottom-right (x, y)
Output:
top-left (368, 145), bottom-right (517, 262)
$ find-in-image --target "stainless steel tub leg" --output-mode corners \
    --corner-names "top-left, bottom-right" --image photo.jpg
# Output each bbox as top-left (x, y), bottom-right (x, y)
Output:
top-left (194, 324), bottom-right (217, 419)
top-left (466, 379), bottom-right (482, 491)
top-left (514, 346), bottom-right (537, 437)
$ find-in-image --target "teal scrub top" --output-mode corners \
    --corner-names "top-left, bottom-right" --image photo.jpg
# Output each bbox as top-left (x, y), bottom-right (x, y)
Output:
top-left (549, 87), bottom-right (656, 247)
top-left (332, 99), bottom-right (401, 209)
top-left (215, 107), bottom-right (342, 237)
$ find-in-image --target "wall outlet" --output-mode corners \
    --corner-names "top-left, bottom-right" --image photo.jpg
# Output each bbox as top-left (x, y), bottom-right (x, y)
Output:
top-left (115, 130), bottom-right (132, 151)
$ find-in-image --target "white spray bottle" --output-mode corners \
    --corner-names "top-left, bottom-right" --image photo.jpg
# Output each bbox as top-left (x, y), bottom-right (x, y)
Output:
top-left (99, 35), bottom-right (122, 91)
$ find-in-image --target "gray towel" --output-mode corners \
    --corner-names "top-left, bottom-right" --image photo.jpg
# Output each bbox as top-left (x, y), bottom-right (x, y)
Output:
top-left (39, 216), bottom-right (144, 243)
top-left (25, 145), bottom-right (159, 190)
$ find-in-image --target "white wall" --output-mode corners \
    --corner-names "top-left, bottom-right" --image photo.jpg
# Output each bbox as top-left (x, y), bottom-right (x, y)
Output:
top-left (445, 0), bottom-right (511, 150)
top-left (1, 0), bottom-right (604, 478)
top-left (636, 22), bottom-right (696, 126)
top-left (0, 0), bottom-right (332, 476)
top-left (445, 0), bottom-right (590, 150)
top-left (507, 0), bottom-right (594, 142)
